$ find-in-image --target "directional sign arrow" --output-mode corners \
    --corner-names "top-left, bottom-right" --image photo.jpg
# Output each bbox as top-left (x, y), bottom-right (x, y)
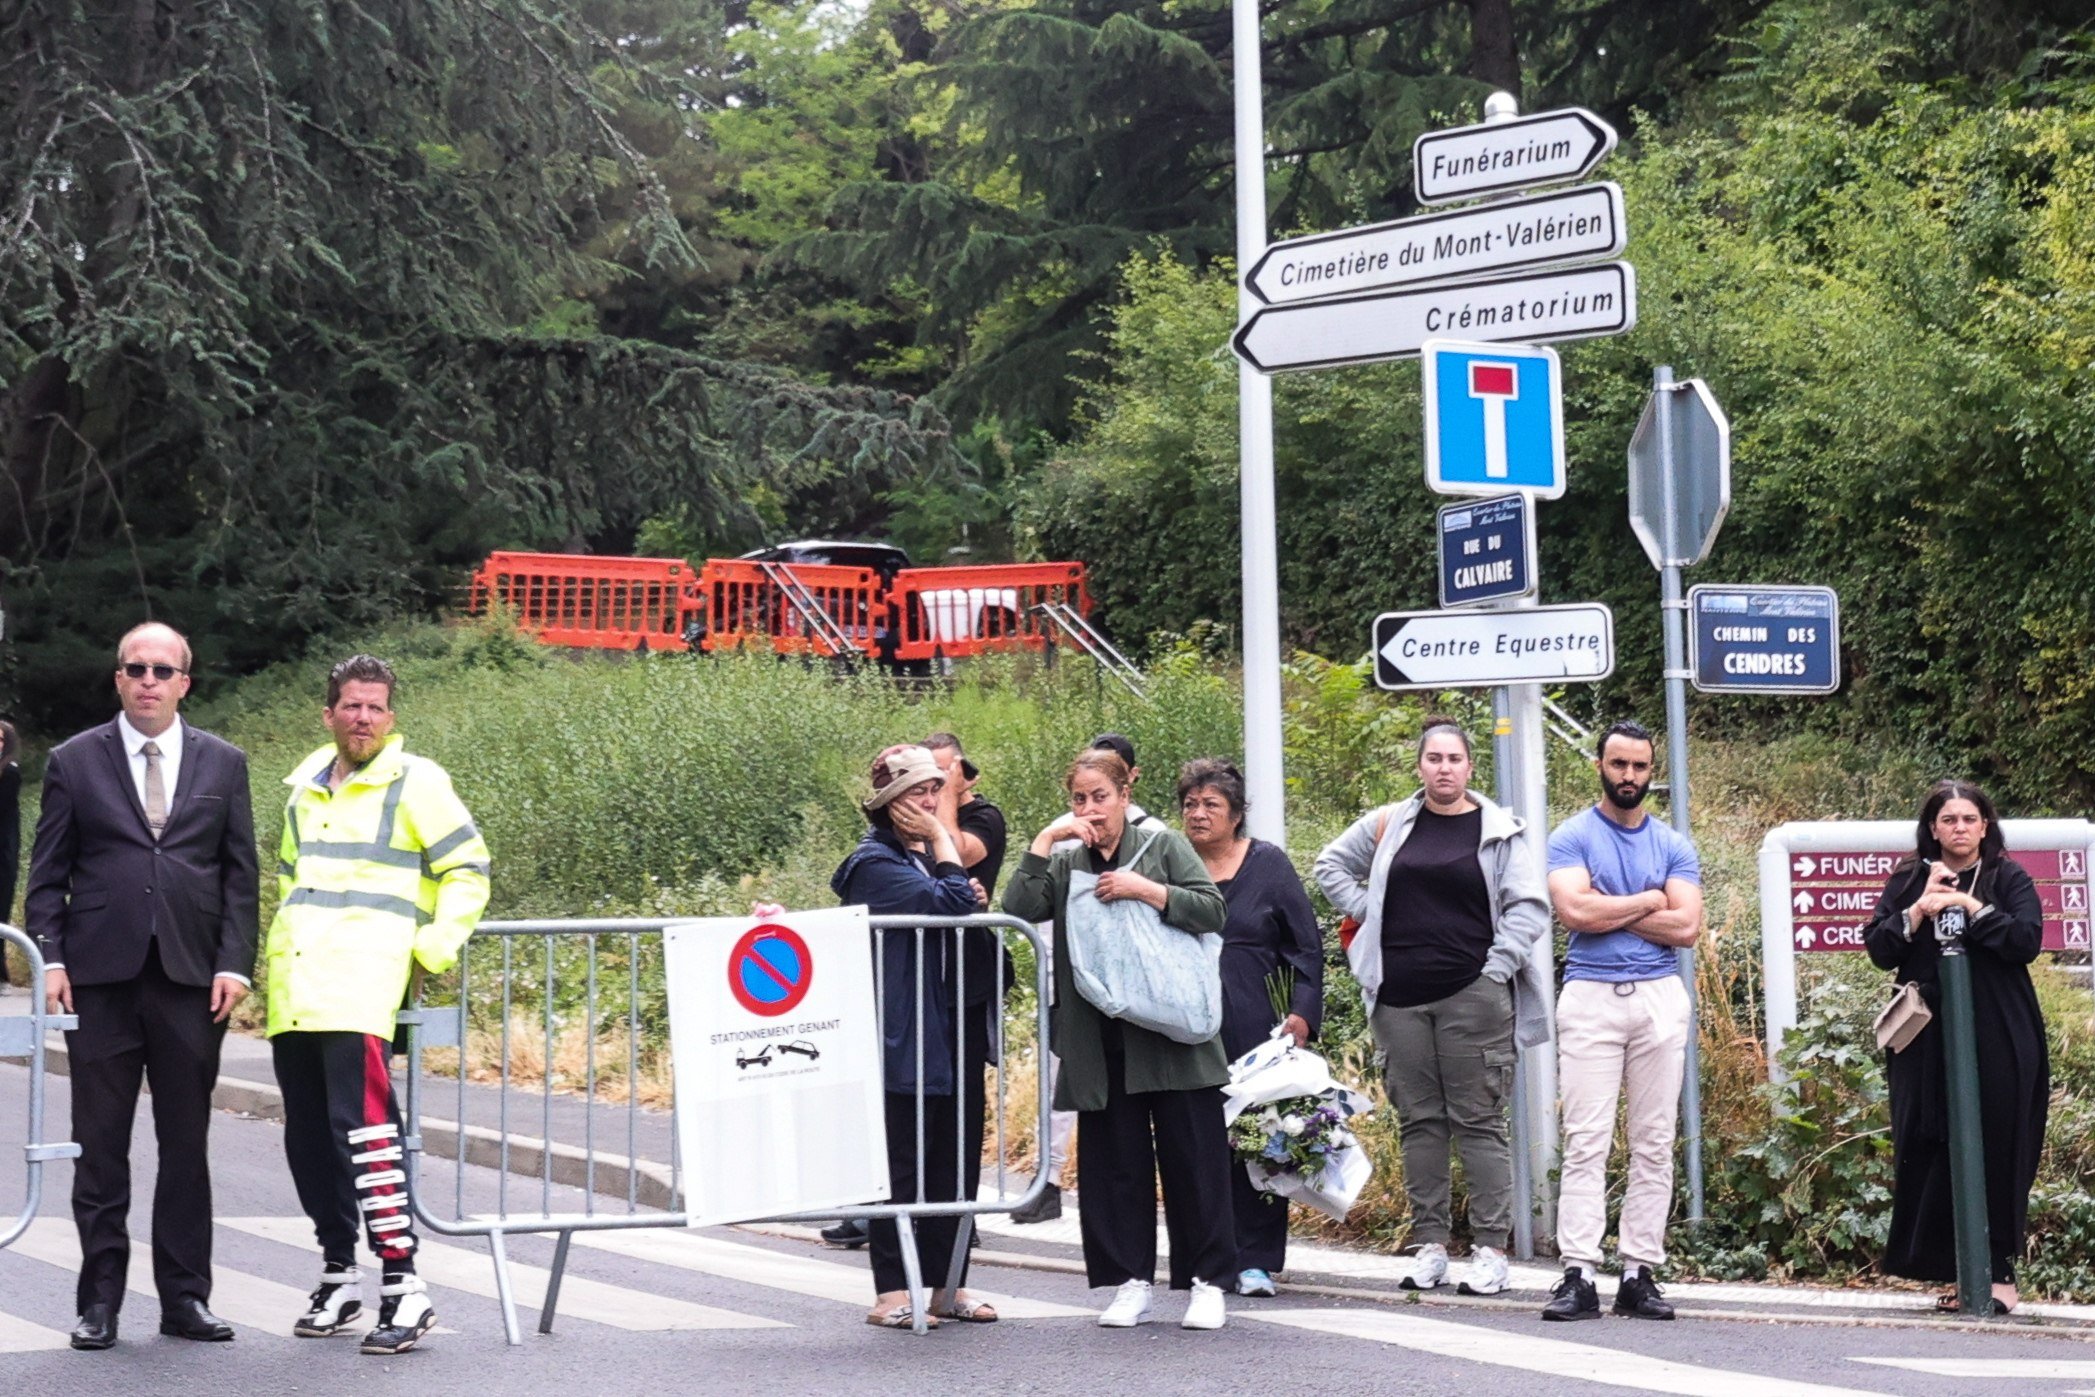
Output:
top-left (1244, 183), bottom-right (1627, 306)
top-left (1232, 262), bottom-right (1636, 375)
top-left (1415, 107), bottom-right (1618, 205)
top-left (1793, 890), bottom-right (1815, 914)
top-left (1371, 603), bottom-right (1615, 691)
top-left (1793, 856), bottom-right (1817, 877)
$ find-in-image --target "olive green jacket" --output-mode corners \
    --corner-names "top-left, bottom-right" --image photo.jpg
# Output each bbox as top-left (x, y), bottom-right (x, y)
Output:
top-left (1001, 826), bottom-right (1229, 1109)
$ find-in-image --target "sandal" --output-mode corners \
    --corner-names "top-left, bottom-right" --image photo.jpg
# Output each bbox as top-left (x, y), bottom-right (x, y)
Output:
top-left (938, 1297), bottom-right (1000, 1323)
top-left (1934, 1290), bottom-right (1959, 1314)
top-left (866, 1305), bottom-right (938, 1329)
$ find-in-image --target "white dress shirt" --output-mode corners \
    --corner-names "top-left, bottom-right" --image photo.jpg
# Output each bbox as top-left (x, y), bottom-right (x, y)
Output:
top-left (47, 715), bottom-right (246, 986)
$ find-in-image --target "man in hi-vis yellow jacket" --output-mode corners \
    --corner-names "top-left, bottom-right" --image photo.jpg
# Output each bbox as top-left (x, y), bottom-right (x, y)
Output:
top-left (266, 654), bottom-right (489, 1355)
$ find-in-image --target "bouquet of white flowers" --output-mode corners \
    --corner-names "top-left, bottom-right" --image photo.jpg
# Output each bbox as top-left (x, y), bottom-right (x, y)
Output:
top-left (1222, 1016), bottom-right (1376, 1222)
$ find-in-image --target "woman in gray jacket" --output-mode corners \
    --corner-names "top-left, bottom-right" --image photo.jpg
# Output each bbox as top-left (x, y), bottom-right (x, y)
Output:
top-left (1312, 718), bottom-right (1549, 1298)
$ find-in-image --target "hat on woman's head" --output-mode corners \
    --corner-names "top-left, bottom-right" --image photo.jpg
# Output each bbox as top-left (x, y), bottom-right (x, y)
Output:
top-left (863, 744), bottom-right (945, 810)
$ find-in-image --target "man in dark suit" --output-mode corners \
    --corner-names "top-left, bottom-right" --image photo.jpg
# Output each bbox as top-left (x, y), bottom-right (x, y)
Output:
top-left (27, 622), bottom-right (259, 1350)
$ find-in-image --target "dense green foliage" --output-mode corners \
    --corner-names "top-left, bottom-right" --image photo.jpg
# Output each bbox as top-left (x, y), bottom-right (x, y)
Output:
top-left (0, 1), bottom-right (957, 730)
top-left (10, 0), bottom-right (2095, 811)
top-left (1028, 24), bottom-right (2095, 805)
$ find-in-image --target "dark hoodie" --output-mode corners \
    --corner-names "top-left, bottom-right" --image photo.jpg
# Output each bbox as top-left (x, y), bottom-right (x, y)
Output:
top-left (831, 828), bottom-right (977, 1096)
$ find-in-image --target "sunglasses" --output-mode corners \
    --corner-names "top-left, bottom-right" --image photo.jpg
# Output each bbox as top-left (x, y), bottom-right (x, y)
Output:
top-left (120, 662), bottom-right (185, 681)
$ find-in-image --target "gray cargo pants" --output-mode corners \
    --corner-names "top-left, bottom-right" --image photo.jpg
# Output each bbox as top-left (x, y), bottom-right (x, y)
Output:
top-left (1370, 973), bottom-right (1518, 1249)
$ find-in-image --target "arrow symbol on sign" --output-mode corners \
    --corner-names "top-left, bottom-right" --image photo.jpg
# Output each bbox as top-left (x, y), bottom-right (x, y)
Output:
top-left (1796, 926), bottom-right (1818, 950)
top-left (1793, 890), bottom-right (1815, 913)
top-left (1793, 856), bottom-right (1816, 877)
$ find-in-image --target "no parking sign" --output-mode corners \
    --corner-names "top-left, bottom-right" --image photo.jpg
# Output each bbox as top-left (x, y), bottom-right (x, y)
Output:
top-left (665, 907), bottom-right (888, 1226)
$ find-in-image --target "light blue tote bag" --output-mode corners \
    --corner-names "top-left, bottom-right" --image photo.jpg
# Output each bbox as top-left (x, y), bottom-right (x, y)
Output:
top-left (1064, 828), bottom-right (1223, 1045)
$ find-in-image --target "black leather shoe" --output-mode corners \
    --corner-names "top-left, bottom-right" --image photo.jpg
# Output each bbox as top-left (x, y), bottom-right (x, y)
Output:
top-left (1539, 1267), bottom-right (1600, 1322)
top-left (70, 1303), bottom-right (118, 1350)
top-left (1613, 1266), bottom-right (1676, 1320)
top-left (159, 1298), bottom-right (235, 1341)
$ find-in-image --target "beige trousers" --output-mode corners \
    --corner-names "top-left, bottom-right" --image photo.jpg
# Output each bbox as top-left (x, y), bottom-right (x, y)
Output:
top-left (1554, 974), bottom-right (1690, 1272)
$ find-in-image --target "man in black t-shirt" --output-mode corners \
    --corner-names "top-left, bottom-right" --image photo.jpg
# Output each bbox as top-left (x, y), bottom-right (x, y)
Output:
top-left (925, 733), bottom-right (1008, 1237)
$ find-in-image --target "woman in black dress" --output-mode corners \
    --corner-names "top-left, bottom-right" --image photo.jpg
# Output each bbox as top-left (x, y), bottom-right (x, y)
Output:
top-left (1862, 779), bottom-right (2048, 1314)
top-left (1176, 758), bottom-right (1323, 1298)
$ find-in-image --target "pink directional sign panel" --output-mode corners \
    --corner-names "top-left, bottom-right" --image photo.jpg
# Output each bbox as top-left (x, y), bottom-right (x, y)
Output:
top-left (1787, 846), bottom-right (2091, 952)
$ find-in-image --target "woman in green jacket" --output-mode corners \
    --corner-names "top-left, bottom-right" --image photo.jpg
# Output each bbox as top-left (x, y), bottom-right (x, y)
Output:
top-left (1001, 747), bottom-right (1235, 1332)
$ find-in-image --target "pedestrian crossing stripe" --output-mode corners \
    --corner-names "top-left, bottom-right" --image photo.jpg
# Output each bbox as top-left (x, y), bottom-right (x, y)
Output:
top-left (1852, 1358), bottom-right (2095, 1379)
top-left (6, 1218), bottom-right (457, 1339)
top-left (0, 1307), bottom-right (68, 1353)
top-left (566, 1227), bottom-right (1091, 1319)
top-left (1244, 1309), bottom-right (1894, 1397)
top-left (220, 1217), bottom-right (785, 1332)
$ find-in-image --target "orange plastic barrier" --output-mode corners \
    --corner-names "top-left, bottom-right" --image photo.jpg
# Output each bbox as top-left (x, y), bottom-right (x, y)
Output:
top-left (889, 563), bottom-right (1090, 662)
top-left (695, 559), bottom-right (885, 658)
top-left (468, 552), bottom-right (700, 651)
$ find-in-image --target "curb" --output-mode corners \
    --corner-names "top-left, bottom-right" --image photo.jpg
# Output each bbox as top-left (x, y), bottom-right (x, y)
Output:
top-left (746, 1225), bottom-right (2095, 1337)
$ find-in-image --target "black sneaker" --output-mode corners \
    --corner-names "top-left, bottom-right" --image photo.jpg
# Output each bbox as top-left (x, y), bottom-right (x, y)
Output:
top-left (820, 1219), bottom-right (870, 1249)
top-left (360, 1276), bottom-right (436, 1355)
top-left (1540, 1266), bottom-right (1600, 1322)
top-left (1613, 1266), bottom-right (1676, 1320)
top-left (1008, 1183), bottom-right (1061, 1225)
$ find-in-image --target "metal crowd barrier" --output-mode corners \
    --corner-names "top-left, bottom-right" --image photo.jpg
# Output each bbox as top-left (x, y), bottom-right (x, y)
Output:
top-left (0, 924), bottom-right (83, 1250)
top-left (399, 913), bottom-right (1053, 1343)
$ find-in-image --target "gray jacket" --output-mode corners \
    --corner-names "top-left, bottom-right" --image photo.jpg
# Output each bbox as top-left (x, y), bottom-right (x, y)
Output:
top-left (1312, 789), bottom-right (1553, 1049)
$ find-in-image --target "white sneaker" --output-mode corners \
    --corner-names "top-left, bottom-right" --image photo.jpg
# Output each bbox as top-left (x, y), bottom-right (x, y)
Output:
top-left (293, 1267), bottom-right (364, 1337)
top-left (1401, 1242), bottom-right (1449, 1290)
top-left (1098, 1279), bottom-right (1153, 1328)
top-left (1459, 1246), bottom-right (1509, 1296)
top-left (1181, 1278), bottom-right (1227, 1331)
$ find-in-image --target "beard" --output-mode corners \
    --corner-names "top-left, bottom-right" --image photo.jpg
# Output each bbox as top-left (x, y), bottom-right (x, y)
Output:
top-left (1603, 775), bottom-right (1651, 810)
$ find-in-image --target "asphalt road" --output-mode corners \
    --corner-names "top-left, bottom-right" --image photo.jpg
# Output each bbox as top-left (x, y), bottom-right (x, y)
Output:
top-left (0, 1062), bottom-right (2088, 1396)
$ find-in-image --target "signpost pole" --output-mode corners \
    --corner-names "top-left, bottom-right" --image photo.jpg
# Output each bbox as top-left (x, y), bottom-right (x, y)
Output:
top-left (1937, 928), bottom-right (1994, 1316)
top-left (1232, 0), bottom-right (1285, 844)
top-left (1653, 364), bottom-right (1706, 1220)
top-left (1493, 688), bottom-right (1547, 1258)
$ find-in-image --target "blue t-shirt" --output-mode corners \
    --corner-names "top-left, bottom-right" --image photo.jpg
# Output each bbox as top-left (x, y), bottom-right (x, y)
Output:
top-left (1548, 805), bottom-right (1702, 983)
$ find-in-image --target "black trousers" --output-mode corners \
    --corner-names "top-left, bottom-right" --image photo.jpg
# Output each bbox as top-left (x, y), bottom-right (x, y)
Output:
top-left (961, 1002), bottom-right (993, 1212)
top-left (1231, 1158), bottom-right (1289, 1273)
top-left (868, 1090), bottom-right (967, 1296)
top-left (272, 1031), bottom-right (417, 1273)
top-left (67, 942), bottom-right (225, 1314)
top-left (1076, 1060), bottom-right (1237, 1290)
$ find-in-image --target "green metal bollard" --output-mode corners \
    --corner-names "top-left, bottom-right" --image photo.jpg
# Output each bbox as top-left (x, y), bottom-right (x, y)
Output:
top-left (1936, 907), bottom-right (1992, 1316)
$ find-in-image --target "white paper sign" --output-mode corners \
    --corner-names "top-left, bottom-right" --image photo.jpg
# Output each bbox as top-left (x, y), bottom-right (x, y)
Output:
top-left (665, 907), bottom-right (889, 1226)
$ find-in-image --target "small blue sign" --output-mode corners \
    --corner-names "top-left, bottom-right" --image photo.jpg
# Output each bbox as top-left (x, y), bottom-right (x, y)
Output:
top-left (1438, 494), bottom-right (1535, 608)
top-left (1422, 339), bottom-right (1566, 498)
top-left (1688, 585), bottom-right (1841, 694)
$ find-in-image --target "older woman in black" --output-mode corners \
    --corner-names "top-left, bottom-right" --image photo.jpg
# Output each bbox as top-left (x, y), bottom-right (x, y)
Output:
top-left (1176, 759), bottom-right (1323, 1298)
top-left (1862, 780), bottom-right (2048, 1314)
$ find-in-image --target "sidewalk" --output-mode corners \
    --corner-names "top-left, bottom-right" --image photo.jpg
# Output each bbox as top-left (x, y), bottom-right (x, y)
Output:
top-left (7, 988), bottom-right (2090, 1331)
top-left (954, 1194), bottom-right (2095, 1328)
